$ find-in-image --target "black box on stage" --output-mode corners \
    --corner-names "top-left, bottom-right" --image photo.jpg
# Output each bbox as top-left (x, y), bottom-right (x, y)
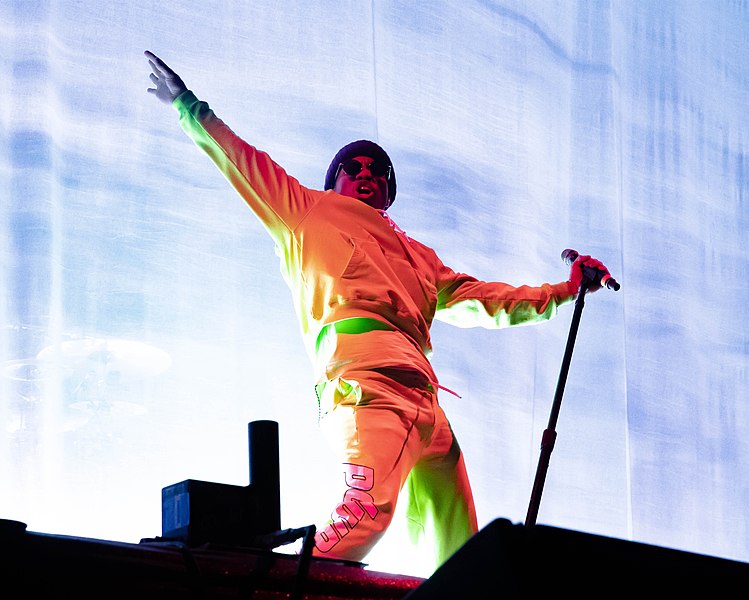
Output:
top-left (161, 480), bottom-right (256, 546)
top-left (405, 518), bottom-right (749, 599)
top-left (161, 421), bottom-right (281, 547)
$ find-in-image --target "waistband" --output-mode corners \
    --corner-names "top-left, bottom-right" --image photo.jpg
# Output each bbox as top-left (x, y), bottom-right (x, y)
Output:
top-left (329, 317), bottom-right (394, 335)
top-left (371, 366), bottom-right (461, 398)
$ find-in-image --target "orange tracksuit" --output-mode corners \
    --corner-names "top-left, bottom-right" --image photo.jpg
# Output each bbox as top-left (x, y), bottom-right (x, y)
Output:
top-left (173, 90), bottom-right (577, 571)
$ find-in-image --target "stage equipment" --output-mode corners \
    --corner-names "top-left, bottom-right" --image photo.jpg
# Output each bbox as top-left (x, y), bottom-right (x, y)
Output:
top-left (36, 337), bottom-right (172, 377)
top-left (404, 518), bottom-right (749, 598)
top-left (161, 420), bottom-right (283, 546)
top-left (526, 252), bottom-right (620, 526)
top-left (157, 420), bottom-right (322, 599)
top-left (2, 518), bottom-right (423, 599)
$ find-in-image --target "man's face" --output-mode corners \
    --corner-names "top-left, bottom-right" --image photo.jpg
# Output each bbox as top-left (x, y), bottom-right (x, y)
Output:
top-left (333, 155), bottom-right (391, 210)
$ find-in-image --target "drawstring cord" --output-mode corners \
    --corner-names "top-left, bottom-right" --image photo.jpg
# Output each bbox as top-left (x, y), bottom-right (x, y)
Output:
top-left (431, 380), bottom-right (462, 398)
top-left (378, 210), bottom-right (411, 242)
top-left (378, 211), bottom-right (461, 398)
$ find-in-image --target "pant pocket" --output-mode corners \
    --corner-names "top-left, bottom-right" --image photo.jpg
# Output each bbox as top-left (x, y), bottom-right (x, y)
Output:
top-left (317, 376), bottom-right (362, 417)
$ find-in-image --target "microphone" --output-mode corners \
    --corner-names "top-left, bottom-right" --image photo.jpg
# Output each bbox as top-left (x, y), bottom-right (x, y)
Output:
top-left (561, 248), bottom-right (620, 291)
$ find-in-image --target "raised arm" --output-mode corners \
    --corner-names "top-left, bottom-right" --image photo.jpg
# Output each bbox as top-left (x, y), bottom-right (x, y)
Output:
top-left (141, 50), bottom-right (318, 248)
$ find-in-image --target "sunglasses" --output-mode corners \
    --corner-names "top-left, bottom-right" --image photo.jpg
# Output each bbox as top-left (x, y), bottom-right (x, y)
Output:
top-left (336, 158), bottom-right (391, 180)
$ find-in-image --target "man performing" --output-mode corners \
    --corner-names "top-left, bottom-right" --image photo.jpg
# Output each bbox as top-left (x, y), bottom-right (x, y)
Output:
top-left (144, 50), bottom-right (611, 573)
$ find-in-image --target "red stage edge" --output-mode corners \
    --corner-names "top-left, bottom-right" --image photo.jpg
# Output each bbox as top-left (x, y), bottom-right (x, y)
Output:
top-left (3, 519), bottom-right (424, 599)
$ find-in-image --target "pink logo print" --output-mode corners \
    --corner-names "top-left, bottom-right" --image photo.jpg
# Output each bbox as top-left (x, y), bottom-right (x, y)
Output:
top-left (314, 463), bottom-right (378, 553)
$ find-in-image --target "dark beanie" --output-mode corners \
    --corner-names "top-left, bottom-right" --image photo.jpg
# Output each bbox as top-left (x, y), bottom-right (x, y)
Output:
top-left (324, 139), bottom-right (397, 205)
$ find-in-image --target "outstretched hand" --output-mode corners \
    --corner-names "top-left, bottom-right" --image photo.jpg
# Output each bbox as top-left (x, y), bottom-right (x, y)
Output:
top-left (145, 50), bottom-right (187, 104)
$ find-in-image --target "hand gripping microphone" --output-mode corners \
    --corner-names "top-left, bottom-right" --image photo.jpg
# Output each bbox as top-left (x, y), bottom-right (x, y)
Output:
top-left (561, 249), bottom-right (620, 291)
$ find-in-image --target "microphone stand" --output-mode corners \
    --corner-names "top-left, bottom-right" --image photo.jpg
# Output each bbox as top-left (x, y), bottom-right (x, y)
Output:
top-left (525, 280), bottom-right (590, 527)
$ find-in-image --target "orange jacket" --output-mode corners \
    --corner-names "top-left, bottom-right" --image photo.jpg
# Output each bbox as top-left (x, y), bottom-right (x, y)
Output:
top-left (174, 91), bottom-right (577, 384)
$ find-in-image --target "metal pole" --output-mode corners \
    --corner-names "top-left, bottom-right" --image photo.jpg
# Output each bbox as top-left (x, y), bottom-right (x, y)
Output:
top-left (525, 281), bottom-right (589, 527)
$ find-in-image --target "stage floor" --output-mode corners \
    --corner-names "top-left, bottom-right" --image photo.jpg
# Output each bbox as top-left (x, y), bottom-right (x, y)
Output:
top-left (3, 519), bottom-right (424, 599)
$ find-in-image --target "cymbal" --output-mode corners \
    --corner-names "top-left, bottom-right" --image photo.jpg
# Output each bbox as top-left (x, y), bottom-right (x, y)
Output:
top-left (2, 359), bottom-right (48, 381)
top-left (68, 399), bottom-right (147, 416)
top-left (36, 338), bottom-right (172, 377)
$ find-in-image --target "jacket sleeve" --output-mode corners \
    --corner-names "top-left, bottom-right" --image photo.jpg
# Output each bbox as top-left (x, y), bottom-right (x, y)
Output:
top-left (172, 90), bottom-right (315, 245)
top-left (434, 260), bottom-right (578, 329)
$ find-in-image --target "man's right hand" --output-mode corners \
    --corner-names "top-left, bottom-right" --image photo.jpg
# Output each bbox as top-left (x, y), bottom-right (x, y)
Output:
top-left (145, 50), bottom-right (188, 104)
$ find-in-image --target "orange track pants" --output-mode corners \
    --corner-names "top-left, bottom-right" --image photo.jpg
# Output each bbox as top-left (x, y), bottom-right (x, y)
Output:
top-left (311, 369), bottom-right (478, 571)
